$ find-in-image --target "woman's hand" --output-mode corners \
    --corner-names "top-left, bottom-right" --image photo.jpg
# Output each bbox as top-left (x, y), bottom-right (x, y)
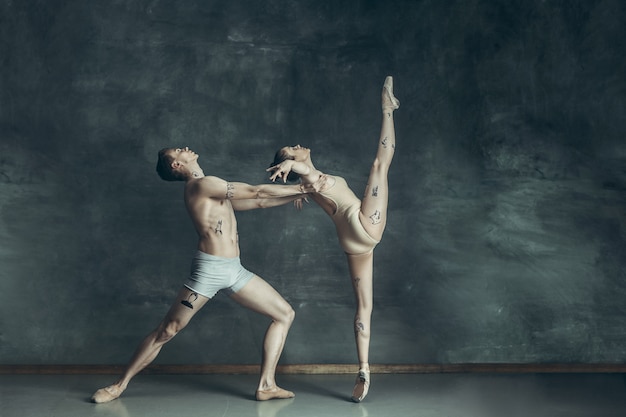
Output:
top-left (267, 160), bottom-right (297, 183)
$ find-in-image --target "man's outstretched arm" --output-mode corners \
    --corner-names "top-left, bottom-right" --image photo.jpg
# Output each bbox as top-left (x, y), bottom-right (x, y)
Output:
top-left (195, 176), bottom-right (306, 200)
top-left (231, 195), bottom-right (306, 211)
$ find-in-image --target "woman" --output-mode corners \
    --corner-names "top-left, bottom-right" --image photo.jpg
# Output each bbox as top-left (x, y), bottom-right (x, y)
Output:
top-left (267, 76), bottom-right (399, 402)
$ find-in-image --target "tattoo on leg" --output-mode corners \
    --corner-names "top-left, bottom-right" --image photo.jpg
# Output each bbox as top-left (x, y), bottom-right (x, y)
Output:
top-left (181, 292), bottom-right (198, 309)
top-left (226, 182), bottom-right (234, 199)
top-left (355, 318), bottom-right (365, 333)
top-left (215, 220), bottom-right (223, 235)
top-left (354, 276), bottom-right (361, 288)
top-left (369, 210), bottom-right (381, 225)
top-left (371, 186), bottom-right (378, 197)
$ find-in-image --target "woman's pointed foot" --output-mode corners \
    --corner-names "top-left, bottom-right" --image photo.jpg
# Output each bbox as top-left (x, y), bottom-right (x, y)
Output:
top-left (382, 76), bottom-right (400, 112)
top-left (351, 369), bottom-right (370, 402)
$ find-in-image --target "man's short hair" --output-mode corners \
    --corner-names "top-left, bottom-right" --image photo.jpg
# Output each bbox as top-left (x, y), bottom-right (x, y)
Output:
top-left (156, 148), bottom-right (185, 181)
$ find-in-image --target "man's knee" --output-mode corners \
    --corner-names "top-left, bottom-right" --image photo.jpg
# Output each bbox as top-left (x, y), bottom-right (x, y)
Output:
top-left (286, 306), bottom-right (296, 324)
top-left (156, 320), bottom-right (186, 343)
top-left (277, 305), bottom-right (295, 326)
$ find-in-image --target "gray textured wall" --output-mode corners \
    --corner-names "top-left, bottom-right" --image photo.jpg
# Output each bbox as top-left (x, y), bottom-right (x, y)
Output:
top-left (1, 0), bottom-right (625, 365)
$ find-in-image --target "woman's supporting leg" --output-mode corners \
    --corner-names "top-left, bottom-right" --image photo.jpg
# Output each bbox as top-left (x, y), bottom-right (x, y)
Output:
top-left (346, 251), bottom-right (374, 401)
top-left (359, 76), bottom-right (399, 241)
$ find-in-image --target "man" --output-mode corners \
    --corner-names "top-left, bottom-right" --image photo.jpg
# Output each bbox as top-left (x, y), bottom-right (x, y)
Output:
top-left (92, 146), bottom-right (308, 403)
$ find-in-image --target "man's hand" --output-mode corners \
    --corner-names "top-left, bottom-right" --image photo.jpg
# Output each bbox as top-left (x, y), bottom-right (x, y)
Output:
top-left (293, 196), bottom-right (309, 211)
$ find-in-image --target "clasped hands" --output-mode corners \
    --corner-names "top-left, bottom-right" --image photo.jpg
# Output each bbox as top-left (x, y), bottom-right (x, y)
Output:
top-left (267, 160), bottom-right (324, 210)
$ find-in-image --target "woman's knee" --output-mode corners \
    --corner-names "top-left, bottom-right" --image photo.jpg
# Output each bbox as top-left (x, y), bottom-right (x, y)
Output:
top-left (371, 156), bottom-right (391, 173)
top-left (357, 303), bottom-right (373, 318)
top-left (354, 291), bottom-right (374, 313)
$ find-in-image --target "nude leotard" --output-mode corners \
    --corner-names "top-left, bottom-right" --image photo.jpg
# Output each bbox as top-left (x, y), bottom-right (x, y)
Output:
top-left (317, 175), bottom-right (379, 255)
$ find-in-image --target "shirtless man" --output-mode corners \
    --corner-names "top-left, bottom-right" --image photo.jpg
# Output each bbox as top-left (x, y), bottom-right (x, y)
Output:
top-left (91, 146), bottom-right (308, 403)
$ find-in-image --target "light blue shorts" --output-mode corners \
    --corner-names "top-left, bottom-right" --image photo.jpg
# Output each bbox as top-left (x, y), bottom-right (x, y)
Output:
top-left (184, 251), bottom-right (254, 299)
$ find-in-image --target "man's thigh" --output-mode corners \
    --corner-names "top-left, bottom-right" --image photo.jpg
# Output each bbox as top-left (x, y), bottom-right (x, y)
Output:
top-left (229, 275), bottom-right (291, 319)
top-left (164, 286), bottom-right (211, 324)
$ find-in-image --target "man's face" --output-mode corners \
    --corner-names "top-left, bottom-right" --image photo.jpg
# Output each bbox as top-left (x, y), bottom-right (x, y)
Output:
top-left (170, 147), bottom-right (199, 167)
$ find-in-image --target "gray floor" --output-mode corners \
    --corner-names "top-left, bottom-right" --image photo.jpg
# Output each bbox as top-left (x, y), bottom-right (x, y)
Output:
top-left (2, 373), bottom-right (626, 417)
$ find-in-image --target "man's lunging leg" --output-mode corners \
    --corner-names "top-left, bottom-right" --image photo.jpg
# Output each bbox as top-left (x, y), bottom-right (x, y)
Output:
top-left (230, 275), bottom-right (296, 401)
top-left (91, 287), bottom-right (208, 403)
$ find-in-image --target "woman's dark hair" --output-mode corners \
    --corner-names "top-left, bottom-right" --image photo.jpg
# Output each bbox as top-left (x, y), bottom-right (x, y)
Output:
top-left (271, 148), bottom-right (301, 183)
top-left (156, 148), bottom-right (185, 182)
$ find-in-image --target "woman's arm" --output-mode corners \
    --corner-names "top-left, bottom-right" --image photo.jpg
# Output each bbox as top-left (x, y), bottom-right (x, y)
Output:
top-left (267, 160), bottom-right (311, 183)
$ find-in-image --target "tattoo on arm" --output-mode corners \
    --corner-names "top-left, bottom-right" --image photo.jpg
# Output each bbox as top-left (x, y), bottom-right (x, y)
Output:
top-left (369, 210), bottom-right (381, 225)
top-left (372, 186), bottom-right (378, 197)
top-left (226, 182), bottom-right (234, 199)
top-left (353, 277), bottom-right (361, 288)
top-left (215, 220), bottom-right (223, 235)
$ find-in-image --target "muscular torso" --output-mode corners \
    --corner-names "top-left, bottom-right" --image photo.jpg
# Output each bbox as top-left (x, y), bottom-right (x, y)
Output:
top-left (184, 179), bottom-right (240, 258)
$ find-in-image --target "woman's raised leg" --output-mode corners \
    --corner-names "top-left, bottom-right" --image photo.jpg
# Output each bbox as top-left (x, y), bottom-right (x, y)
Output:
top-left (346, 76), bottom-right (399, 402)
top-left (359, 76), bottom-right (399, 241)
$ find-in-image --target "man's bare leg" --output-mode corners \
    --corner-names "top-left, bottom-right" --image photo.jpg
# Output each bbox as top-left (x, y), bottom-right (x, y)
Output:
top-left (229, 275), bottom-right (296, 400)
top-left (91, 287), bottom-right (209, 403)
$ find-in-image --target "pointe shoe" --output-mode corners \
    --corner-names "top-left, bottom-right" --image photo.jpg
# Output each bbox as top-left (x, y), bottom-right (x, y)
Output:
top-left (91, 385), bottom-right (124, 403)
top-left (382, 76), bottom-right (400, 111)
top-left (351, 369), bottom-right (370, 402)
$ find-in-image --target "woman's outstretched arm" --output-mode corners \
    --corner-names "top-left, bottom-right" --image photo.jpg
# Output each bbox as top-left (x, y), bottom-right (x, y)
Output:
top-left (267, 160), bottom-right (311, 183)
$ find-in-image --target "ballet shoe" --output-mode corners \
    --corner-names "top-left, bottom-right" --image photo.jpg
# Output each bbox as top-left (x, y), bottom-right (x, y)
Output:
top-left (382, 76), bottom-right (400, 111)
top-left (351, 369), bottom-right (370, 402)
top-left (256, 386), bottom-right (296, 401)
top-left (91, 385), bottom-right (124, 403)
